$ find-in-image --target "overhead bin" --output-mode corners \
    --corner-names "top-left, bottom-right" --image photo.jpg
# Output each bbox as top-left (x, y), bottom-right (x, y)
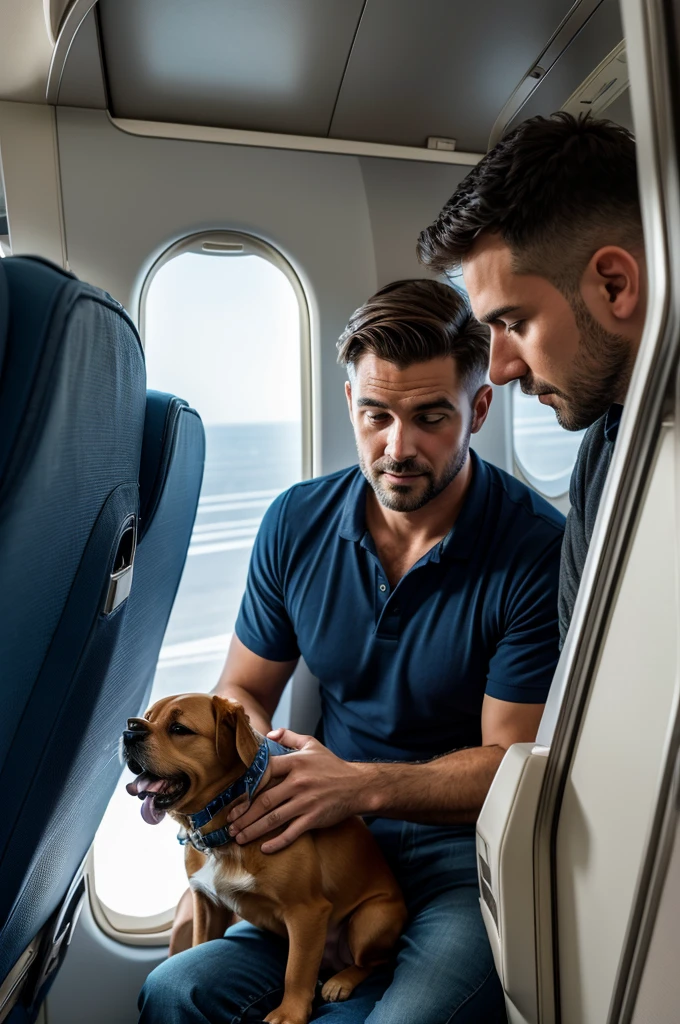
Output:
top-left (44, 0), bottom-right (614, 155)
top-left (328, 0), bottom-right (573, 152)
top-left (97, 0), bottom-right (365, 138)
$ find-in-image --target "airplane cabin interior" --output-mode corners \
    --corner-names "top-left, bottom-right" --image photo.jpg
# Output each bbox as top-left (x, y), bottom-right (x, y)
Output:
top-left (1, 1), bottom-right (679, 1023)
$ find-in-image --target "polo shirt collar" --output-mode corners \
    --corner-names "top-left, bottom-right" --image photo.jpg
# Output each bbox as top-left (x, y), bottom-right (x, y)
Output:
top-left (338, 467), bottom-right (369, 542)
top-left (338, 450), bottom-right (490, 562)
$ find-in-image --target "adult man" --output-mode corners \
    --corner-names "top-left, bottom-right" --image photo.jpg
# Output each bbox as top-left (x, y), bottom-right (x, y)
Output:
top-left (417, 112), bottom-right (646, 644)
top-left (139, 279), bottom-right (564, 1023)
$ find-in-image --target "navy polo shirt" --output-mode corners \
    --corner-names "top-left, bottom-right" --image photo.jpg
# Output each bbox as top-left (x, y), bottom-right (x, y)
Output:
top-left (235, 451), bottom-right (565, 763)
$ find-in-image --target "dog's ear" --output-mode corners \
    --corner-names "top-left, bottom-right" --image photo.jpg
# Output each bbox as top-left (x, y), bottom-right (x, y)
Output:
top-left (212, 696), bottom-right (260, 769)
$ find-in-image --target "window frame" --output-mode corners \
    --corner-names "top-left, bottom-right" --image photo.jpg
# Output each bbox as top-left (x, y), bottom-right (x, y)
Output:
top-left (138, 229), bottom-right (313, 479)
top-left (88, 850), bottom-right (176, 946)
top-left (89, 230), bottom-right (312, 944)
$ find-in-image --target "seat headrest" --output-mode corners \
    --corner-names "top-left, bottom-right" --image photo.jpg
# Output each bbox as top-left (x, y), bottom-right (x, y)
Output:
top-left (139, 391), bottom-right (201, 540)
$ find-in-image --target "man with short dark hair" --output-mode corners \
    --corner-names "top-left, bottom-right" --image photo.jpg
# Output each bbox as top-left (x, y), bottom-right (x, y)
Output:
top-left (139, 279), bottom-right (564, 1024)
top-left (418, 112), bottom-right (646, 644)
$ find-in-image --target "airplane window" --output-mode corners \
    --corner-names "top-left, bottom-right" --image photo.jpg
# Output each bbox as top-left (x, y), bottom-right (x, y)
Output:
top-left (93, 237), bottom-right (308, 924)
top-left (512, 382), bottom-right (585, 497)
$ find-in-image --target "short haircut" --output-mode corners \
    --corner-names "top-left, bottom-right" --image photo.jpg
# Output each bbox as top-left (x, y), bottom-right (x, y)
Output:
top-left (417, 112), bottom-right (643, 293)
top-left (336, 279), bottom-right (489, 393)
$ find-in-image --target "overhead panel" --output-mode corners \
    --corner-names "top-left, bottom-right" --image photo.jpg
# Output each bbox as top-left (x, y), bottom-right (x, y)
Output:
top-left (505, 0), bottom-right (624, 131)
top-left (97, 0), bottom-right (365, 137)
top-left (329, 0), bottom-right (576, 154)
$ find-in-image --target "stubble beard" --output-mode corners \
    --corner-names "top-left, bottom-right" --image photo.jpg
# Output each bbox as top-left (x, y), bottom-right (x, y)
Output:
top-left (358, 430), bottom-right (472, 512)
top-left (521, 294), bottom-right (633, 432)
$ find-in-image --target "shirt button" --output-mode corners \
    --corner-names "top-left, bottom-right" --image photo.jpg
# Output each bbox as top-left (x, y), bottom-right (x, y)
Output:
top-left (379, 584), bottom-right (387, 592)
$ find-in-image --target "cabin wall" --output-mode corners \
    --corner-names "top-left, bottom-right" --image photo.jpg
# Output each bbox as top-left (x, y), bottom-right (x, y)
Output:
top-left (55, 107), bottom-right (510, 476)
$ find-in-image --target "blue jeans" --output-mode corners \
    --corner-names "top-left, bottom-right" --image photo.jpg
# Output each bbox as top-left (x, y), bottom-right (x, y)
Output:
top-left (138, 820), bottom-right (506, 1023)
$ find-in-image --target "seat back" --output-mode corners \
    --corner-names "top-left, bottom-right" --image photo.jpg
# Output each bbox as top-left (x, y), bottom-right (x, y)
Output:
top-left (0, 254), bottom-right (146, 995)
top-left (0, 258), bottom-right (204, 1019)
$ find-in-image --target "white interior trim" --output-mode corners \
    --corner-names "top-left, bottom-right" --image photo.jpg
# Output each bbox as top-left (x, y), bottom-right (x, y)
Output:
top-left (0, 100), bottom-right (67, 266)
top-left (109, 115), bottom-right (483, 166)
top-left (87, 850), bottom-right (174, 948)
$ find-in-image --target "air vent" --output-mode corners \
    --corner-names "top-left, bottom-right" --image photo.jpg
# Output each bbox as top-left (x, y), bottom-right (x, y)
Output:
top-left (481, 875), bottom-right (499, 929)
top-left (561, 40), bottom-right (628, 118)
top-left (478, 853), bottom-right (492, 887)
top-left (478, 853), bottom-right (499, 930)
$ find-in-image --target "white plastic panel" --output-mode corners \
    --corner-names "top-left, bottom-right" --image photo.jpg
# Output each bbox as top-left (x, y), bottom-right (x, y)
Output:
top-left (555, 424), bottom-right (679, 1023)
top-left (0, 101), bottom-right (66, 266)
top-left (47, 896), bottom-right (165, 1024)
top-left (629, 805), bottom-right (680, 1023)
top-left (0, 0), bottom-right (53, 104)
top-left (477, 744), bottom-right (549, 1024)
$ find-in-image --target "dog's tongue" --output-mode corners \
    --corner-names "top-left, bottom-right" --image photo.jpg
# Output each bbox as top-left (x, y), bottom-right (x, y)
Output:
top-left (126, 773), bottom-right (168, 825)
top-left (141, 794), bottom-right (166, 825)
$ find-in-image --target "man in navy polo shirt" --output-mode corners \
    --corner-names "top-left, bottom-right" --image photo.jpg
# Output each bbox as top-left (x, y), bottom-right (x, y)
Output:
top-left (140, 279), bottom-right (564, 1024)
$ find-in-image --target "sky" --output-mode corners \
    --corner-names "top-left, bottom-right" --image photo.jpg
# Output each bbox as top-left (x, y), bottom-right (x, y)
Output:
top-left (144, 251), bottom-right (302, 426)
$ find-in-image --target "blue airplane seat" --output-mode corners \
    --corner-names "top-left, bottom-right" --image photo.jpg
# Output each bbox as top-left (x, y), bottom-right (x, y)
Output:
top-left (0, 257), bottom-right (204, 1022)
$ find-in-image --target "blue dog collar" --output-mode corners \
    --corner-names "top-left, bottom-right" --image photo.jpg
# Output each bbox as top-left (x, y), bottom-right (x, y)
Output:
top-left (178, 737), bottom-right (292, 852)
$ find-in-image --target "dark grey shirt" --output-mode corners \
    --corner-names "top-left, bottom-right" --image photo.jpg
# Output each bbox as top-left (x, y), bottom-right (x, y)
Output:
top-left (558, 404), bottom-right (623, 646)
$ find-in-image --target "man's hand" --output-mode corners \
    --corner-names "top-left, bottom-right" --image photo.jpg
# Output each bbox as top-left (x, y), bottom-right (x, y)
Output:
top-left (226, 728), bottom-right (368, 854)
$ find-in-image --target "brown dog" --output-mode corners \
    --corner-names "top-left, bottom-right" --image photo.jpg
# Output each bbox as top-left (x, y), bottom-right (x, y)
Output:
top-left (123, 693), bottom-right (407, 1024)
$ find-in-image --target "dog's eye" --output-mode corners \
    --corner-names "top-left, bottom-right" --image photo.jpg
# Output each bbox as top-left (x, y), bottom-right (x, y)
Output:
top-left (169, 723), bottom-right (194, 736)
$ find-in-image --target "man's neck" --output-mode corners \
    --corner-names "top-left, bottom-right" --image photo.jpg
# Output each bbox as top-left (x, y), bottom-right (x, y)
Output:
top-left (365, 455), bottom-right (474, 583)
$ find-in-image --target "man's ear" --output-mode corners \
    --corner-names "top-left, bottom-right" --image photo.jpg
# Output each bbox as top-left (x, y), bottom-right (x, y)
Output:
top-left (345, 380), bottom-right (354, 425)
top-left (212, 696), bottom-right (260, 769)
top-left (581, 245), bottom-right (645, 329)
top-left (470, 384), bottom-right (493, 434)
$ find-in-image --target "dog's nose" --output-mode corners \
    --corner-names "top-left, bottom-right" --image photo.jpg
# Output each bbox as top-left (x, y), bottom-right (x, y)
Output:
top-left (123, 718), bottom-right (150, 745)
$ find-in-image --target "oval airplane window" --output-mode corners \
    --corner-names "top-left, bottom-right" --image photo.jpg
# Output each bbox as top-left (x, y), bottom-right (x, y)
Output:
top-left (93, 232), bottom-right (310, 925)
top-left (512, 382), bottom-right (585, 498)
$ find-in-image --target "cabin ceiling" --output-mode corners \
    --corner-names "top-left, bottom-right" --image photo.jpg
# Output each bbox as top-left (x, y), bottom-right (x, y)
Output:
top-left (97, 0), bottom-right (577, 153)
top-left (0, 0), bottom-right (630, 154)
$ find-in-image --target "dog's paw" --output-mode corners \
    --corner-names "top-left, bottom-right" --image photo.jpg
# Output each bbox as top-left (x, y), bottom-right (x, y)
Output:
top-left (264, 1002), bottom-right (310, 1024)
top-left (321, 965), bottom-right (371, 1003)
top-left (320, 977), bottom-right (353, 1003)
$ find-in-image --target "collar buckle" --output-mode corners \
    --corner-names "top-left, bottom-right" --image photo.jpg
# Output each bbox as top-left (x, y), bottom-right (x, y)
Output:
top-left (187, 827), bottom-right (209, 852)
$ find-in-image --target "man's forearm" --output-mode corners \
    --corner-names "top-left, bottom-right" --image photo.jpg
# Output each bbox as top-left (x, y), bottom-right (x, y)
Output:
top-left (354, 744), bottom-right (506, 824)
